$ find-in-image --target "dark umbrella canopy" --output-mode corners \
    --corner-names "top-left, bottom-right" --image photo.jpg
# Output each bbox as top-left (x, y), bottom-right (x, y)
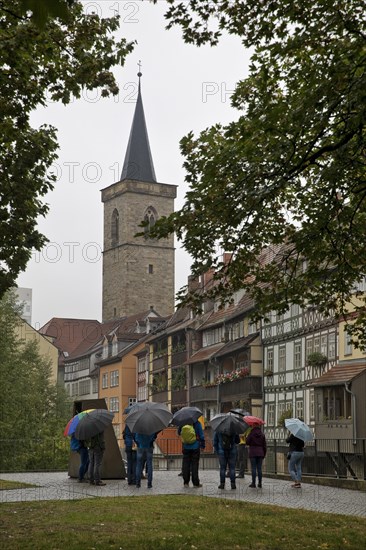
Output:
top-left (74, 409), bottom-right (114, 440)
top-left (230, 409), bottom-right (250, 417)
top-left (125, 402), bottom-right (172, 435)
top-left (172, 406), bottom-right (203, 427)
top-left (210, 413), bottom-right (249, 435)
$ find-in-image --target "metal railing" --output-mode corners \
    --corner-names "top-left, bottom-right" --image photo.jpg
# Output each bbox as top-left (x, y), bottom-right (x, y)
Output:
top-left (1, 438), bottom-right (365, 480)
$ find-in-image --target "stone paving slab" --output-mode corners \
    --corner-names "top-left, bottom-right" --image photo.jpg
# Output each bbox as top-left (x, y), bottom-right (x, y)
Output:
top-left (1, 471), bottom-right (365, 518)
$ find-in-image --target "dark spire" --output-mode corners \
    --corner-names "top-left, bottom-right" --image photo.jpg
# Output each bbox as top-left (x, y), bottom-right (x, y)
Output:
top-left (120, 63), bottom-right (157, 183)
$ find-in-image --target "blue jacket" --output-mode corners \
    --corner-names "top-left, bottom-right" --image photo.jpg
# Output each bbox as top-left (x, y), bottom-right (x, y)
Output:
top-left (134, 433), bottom-right (156, 449)
top-left (214, 432), bottom-right (239, 455)
top-left (123, 425), bottom-right (135, 448)
top-left (178, 421), bottom-right (205, 450)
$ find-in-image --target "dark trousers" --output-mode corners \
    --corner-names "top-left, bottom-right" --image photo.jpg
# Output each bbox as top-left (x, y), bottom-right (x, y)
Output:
top-left (78, 446), bottom-right (89, 481)
top-left (88, 447), bottom-right (104, 483)
top-left (125, 447), bottom-right (136, 484)
top-left (237, 444), bottom-right (247, 476)
top-left (182, 447), bottom-right (200, 486)
top-left (250, 456), bottom-right (263, 484)
top-left (219, 449), bottom-right (237, 484)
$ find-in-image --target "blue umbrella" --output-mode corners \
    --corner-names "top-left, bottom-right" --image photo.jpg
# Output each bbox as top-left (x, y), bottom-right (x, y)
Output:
top-left (285, 418), bottom-right (313, 442)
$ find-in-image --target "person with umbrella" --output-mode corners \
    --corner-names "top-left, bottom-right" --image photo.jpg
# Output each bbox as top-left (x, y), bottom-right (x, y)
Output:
top-left (246, 421), bottom-right (267, 488)
top-left (178, 420), bottom-right (205, 488)
top-left (88, 431), bottom-right (106, 486)
top-left (214, 430), bottom-right (240, 490)
top-left (134, 432), bottom-right (157, 489)
top-left (285, 418), bottom-right (313, 489)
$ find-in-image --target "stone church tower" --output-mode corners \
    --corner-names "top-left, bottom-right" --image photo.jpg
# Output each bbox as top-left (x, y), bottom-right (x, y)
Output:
top-left (101, 72), bottom-right (177, 321)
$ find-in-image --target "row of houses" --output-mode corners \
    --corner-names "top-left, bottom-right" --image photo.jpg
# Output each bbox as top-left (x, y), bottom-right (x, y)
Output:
top-left (38, 274), bottom-right (366, 447)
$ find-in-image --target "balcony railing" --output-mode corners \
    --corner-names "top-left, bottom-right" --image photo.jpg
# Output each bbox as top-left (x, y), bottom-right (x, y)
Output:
top-left (190, 385), bottom-right (218, 402)
top-left (152, 355), bottom-right (168, 371)
top-left (219, 376), bottom-right (262, 398)
top-left (171, 350), bottom-right (186, 367)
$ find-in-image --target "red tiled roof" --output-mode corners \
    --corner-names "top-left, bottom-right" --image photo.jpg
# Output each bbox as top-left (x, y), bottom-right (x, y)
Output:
top-left (310, 363), bottom-right (366, 386)
top-left (39, 318), bottom-right (101, 361)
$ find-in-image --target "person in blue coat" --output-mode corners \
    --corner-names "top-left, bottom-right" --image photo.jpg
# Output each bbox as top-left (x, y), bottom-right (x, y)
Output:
top-left (178, 420), bottom-right (205, 488)
top-left (214, 431), bottom-right (240, 490)
top-left (134, 432), bottom-right (157, 489)
top-left (123, 425), bottom-right (136, 485)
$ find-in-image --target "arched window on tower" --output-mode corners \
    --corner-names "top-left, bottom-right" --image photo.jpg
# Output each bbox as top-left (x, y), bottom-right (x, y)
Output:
top-left (111, 208), bottom-right (119, 247)
top-left (144, 206), bottom-right (157, 237)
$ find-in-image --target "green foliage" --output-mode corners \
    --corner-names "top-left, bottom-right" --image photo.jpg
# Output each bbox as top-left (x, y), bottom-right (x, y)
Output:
top-left (278, 408), bottom-right (293, 427)
top-left (307, 352), bottom-right (328, 367)
top-left (151, 1), bottom-right (366, 344)
top-left (0, 293), bottom-right (72, 470)
top-left (0, 0), bottom-right (134, 297)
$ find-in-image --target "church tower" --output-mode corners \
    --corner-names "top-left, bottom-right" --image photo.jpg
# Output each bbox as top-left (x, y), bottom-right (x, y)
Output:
top-left (101, 70), bottom-right (177, 321)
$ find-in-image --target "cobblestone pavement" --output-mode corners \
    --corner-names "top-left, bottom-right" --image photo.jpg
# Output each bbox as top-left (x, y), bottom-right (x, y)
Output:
top-left (1, 471), bottom-right (365, 518)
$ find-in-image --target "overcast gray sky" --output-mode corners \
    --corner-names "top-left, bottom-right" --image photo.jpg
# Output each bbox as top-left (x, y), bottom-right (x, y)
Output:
top-left (17, 0), bottom-right (250, 329)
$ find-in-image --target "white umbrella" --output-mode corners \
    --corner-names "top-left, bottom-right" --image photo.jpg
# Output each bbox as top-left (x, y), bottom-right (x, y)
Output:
top-left (285, 418), bottom-right (313, 442)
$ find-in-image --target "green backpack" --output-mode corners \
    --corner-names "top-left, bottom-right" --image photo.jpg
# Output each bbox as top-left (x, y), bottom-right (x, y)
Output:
top-left (180, 424), bottom-right (197, 445)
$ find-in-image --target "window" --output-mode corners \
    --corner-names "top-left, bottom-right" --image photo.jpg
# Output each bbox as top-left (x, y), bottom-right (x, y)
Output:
top-left (268, 403), bottom-right (275, 426)
top-left (102, 373), bottom-right (108, 389)
top-left (314, 336), bottom-right (320, 354)
top-left (78, 379), bottom-right (90, 396)
top-left (295, 400), bottom-right (304, 420)
top-left (144, 206), bottom-right (157, 236)
top-left (344, 331), bottom-right (353, 356)
top-left (267, 348), bottom-right (274, 371)
top-left (310, 391), bottom-right (315, 419)
top-left (148, 264), bottom-right (154, 274)
top-left (128, 397), bottom-right (137, 407)
top-left (328, 332), bottom-right (336, 359)
top-left (279, 346), bottom-right (286, 372)
top-left (110, 370), bottom-right (119, 387)
top-left (294, 342), bottom-right (301, 369)
top-left (306, 338), bottom-right (313, 359)
top-left (92, 377), bottom-right (98, 394)
top-left (321, 335), bottom-right (327, 356)
top-left (109, 397), bottom-right (119, 412)
top-left (248, 320), bottom-right (258, 335)
top-left (111, 208), bottom-right (119, 246)
top-left (291, 303), bottom-right (300, 316)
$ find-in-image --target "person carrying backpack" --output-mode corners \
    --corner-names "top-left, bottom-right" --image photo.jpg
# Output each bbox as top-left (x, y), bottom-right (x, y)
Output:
top-left (178, 421), bottom-right (205, 488)
top-left (214, 431), bottom-right (240, 490)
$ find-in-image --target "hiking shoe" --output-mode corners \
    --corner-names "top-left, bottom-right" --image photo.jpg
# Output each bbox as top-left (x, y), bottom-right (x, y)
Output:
top-left (147, 484), bottom-right (152, 489)
top-left (193, 484), bottom-right (202, 488)
top-left (218, 483), bottom-right (225, 489)
top-left (95, 481), bottom-right (106, 486)
top-left (89, 480), bottom-right (95, 485)
top-left (178, 472), bottom-right (183, 477)
top-left (231, 483), bottom-right (236, 490)
top-left (258, 483), bottom-right (262, 488)
top-left (249, 483), bottom-right (256, 488)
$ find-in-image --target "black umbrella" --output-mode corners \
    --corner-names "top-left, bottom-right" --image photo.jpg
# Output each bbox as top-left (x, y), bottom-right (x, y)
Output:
top-left (172, 406), bottom-right (203, 427)
top-left (74, 409), bottom-right (114, 440)
top-left (125, 402), bottom-right (172, 435)
top-left (230, 408), bottom-right (250, 417)
top-left (210, 413), bottom-right (249, 435)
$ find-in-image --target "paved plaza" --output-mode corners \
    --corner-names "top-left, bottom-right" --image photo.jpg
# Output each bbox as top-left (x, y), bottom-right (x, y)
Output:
top-left (1, 470), bottom-right (365, 518)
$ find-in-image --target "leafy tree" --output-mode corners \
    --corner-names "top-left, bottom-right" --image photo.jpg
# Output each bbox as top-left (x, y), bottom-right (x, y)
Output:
top-left (0, 292), bottom-right (72, 470)
top-left (151, 1), bottom-right (366, 343)
top-left (0, 0), bottom-right (134, 297)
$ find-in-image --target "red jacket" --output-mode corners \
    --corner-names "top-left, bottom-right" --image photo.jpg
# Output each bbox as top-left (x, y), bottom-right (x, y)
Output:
top-left (246, 427), bottom-right (267, 458)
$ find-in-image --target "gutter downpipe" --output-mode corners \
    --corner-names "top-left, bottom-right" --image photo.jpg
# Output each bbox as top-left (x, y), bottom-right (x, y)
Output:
top-left (345, 382), bottom-right (357, 445)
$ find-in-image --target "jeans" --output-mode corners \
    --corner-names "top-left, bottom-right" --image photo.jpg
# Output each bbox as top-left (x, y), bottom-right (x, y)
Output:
top-left (136, 447), bottom-right (153, 486)
top-left (250, 456), bottom-right (263, 484)
top-left (78, 446), bottom-right (89, 481)
top-left (288, 451), bottom-right (304, 482)
top-left (125, 447), bottom-right (136, 484)
top-left (182, 447), bottom-right (201, 486)
top-left (218, 449), bottom-right (237, 484)
top-left (88, 447), bottom-right (104, 483)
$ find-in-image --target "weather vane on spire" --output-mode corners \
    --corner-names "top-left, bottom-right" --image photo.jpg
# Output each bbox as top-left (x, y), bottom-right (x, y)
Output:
top-left (137, 60), bottom-right (142, 79)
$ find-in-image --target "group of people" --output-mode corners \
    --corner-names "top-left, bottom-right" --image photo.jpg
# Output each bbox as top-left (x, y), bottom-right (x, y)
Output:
top-left (71, 421), bottom-right (305, 490)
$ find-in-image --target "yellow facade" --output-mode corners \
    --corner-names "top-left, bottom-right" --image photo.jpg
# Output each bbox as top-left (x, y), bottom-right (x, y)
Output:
top-left (15, 318), bottom-right (59, 383)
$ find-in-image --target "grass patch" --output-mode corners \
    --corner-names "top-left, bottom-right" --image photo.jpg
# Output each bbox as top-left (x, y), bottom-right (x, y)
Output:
top-left (0, 495), bottom-right (365, 549)
top-left (0, 479), bottom-right (36, 490)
